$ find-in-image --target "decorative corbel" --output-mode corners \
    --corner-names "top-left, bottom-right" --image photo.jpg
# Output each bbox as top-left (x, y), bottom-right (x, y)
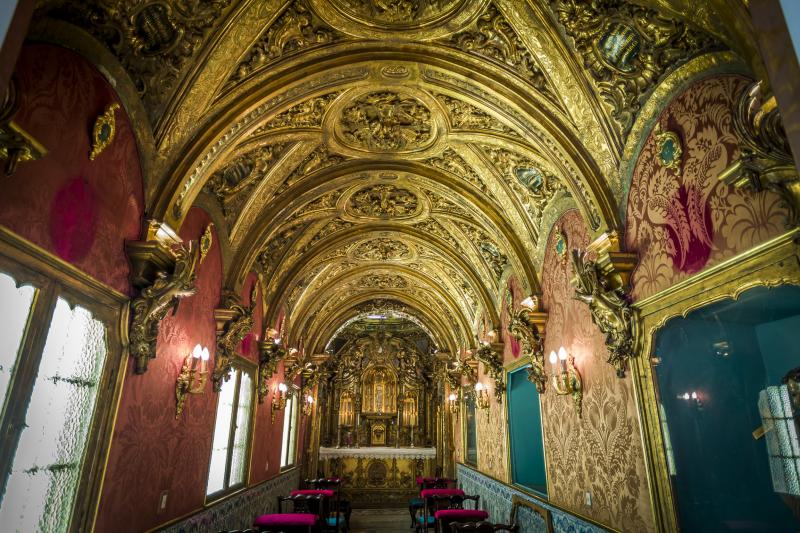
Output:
top-left (257, 336), bottom-right (285, 403)
top-left (571, 232), bottom-right (637, 378)
top-left (507, 296), bottom-right (548, 393)
top-left (0, 78), bottom-right (46, 176)
top-left (126, 227), bottom-right (202, 374)
top-left (446, 353), bottom-right (476, 392)
top-left (211, 288), bottom-right (256, 392)
top-left (475, 343), bottom-right (505, 403)
top-left (719, 81), bottom-right (799, 227)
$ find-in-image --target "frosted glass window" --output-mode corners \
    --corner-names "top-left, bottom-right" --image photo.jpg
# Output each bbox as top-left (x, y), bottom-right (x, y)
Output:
top-left (0, 298), bottom-right (107, 533)
top-left (0, 272), bottom-right (35, 408)
top-left (281, 394), bottom-right (297, 468)
top-left (206, 366), bottom-right (253, 496)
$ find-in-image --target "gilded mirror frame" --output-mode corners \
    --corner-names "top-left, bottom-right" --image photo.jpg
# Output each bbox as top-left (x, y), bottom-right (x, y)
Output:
top-left (630, 228), bottom-right (800, 532)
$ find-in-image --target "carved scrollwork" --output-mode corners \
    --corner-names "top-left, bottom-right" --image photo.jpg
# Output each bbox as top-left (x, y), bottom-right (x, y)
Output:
top-left (719, 82), bottom-right (800, 228)
top-left (552, 0), bottom-right (722, 137)
top-left (338, 91), bottom-right (434, 152)
top-left (212, 289), bottom-right (257, 392)
top-left (506, 297), bottom-right (547, 393)
top-left (348, 184), bottom-right (419, 218)
top-left (475, 343), bottom-right (505, 403)
top-left (129, 240), bottom-right (202, 374)
top-left (258, 337), bottom-right (286, 403)
top-left (570, 249), bottom-right (636, 377)
top-left (352, 238), bottom-right (412, 261)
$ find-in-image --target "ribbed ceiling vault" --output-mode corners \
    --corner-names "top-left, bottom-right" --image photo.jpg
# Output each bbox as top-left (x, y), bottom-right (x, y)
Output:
top-left (36, 0), bottom-right (752, 353)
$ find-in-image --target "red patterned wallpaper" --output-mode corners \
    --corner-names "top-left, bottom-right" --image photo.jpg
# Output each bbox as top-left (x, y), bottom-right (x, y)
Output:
top-left (1, 44), bottom-right (143, 295)
top-left (626, 75), bottom-right (789, 300)
top-left (97, 208), bottom-right (222, 532)
top-left (540, 210), bottom-right (654, 532)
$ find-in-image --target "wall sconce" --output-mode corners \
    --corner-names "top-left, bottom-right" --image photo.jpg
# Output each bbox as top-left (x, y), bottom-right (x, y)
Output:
top-left (302, 394), bottom-right (314, 416)
top-left (474, 382), bottom-right (490, 411)
top-left (175, 344), bottom-right (209, 418)
top-left (271, 382), bottom-right (289, 423)
top-left (448, 392), bottom-right (459, 414)
top-left (677, 390), bottom-right (703, 408)
top-left (549, 347), bottom-right (583, 417)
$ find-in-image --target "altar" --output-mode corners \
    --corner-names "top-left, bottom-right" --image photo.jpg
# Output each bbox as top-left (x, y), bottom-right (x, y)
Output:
top-left (318, 447), bottom-right (437, 508)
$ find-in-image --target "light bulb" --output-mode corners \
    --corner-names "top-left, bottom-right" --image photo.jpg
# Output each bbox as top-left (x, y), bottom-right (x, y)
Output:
top-left (448, 393), bottom-right (457, 402)
top-left (278, 383), bottom-right (288, 393)
top-left (192, 344), bottom-right (203, 359)
top-left (691, 391), bottom-right (698, 400)
top-left (683, 392), bottom-right (690, 400)
top-left (549, 351), bottom-right (558, 365)
top-left (274, 337), bottom-right (281, 345)
top-left (201, 347), bottom-right (210, 361)
top-left (520, 296), bottom-right (535, 309)
top-left (306, 395), bottom-right (314, 404)
top-left (558, 347), bottom-right (568, 361)
top-left (475, 382), bottom-right (484, 391)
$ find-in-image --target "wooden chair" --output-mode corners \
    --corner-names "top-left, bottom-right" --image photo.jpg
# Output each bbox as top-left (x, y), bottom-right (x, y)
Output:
top-left (430, 494), bottom-right (486, 533)
top-left (450, 495), bottom-right (551, 533)
top-left (410, 478), bottom-right (457, 527)
top-left (305, 478), bottom-right (350, 531)
top-left (253, 494), bottom-right (324, 533)
top-left (416, 490), bottom-right (477, 532)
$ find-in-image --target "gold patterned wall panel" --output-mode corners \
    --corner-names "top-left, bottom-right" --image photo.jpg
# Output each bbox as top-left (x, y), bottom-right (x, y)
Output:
top-left (540, 210), bottom-right (654, 532)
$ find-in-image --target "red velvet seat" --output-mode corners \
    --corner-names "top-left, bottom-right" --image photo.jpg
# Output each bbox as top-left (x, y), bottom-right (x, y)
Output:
top-left (420, 489), bottom-right (465, 498)
top-left (434, 510), bottom-right (489, 521)
top-left (291, 489), bottom-right (336, 498)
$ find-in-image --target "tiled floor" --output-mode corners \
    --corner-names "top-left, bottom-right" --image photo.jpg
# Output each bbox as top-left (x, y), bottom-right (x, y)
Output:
top-left (349, 508), bottom-right (412, 533)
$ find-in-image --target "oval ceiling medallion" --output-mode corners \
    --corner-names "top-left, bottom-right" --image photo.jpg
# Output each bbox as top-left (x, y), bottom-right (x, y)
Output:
top-left (596, 21), bottom-right (642, 73)
top-left (346, 184), bottom-right (422, 220)
top-left (311, 0), bottom-right (489, 39)
top-left (338, 91), bottom-right (434, 152)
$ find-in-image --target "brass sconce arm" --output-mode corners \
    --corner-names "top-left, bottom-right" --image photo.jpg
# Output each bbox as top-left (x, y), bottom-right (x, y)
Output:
top-left (175, 344), bottom-right (209, 418)
top-left (549, 347), bottom-right (583, 417)
top-left (271, 382), bottom-right (289, 423)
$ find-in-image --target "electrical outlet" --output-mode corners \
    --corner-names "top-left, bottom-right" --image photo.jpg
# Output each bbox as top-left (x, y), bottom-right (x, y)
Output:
top-left (584, 491), bottom-right (592, 507)
top-left (158, 490), bottom-right (169, 514)
top-left (265, 459), bottom-right (270, 471)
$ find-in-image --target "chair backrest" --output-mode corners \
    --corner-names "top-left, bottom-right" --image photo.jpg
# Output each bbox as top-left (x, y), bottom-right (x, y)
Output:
top-left (509, 495), bottom-right (553, 533)
top-left (433, 477), bottom-right (457, 489)
top-left (430, 494), bottom-right (479, 511)
top-left (450, 521), bottom-right (520, 532)
top-left (217, 530), bottom-right (258, 533)
top-left (278, 493), bottom-right (326, 517)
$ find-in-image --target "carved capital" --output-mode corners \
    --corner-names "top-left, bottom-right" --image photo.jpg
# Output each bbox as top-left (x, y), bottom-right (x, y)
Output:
top-left (212, 291), bottom-right (255, 392)
top-left (128, 239), bottom-right (201, 374)
top-left (719, 82), bottom-right (799, 227)
top-left (507, 296), bottom-right (548, 393)
top-left (571, 235), bottom-right (637, 378)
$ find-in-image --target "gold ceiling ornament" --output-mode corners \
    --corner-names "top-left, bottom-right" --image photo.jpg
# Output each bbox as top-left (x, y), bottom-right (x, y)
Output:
top-left (336, 90), bottom-right (436, 153)
top-left (89, 103), bottom-right (120, 161)
top-left (719, 81), bottom-right (799, 228)
top-left (204, 143), bottom-right (288, 207)
top-left (226, 0), bottom-right (340, 88)
top-left (39, 0), bottom-right (234, 119)
top-left (436, 93), bottom-right (519, 137)
top-left (475, 343), bottom-right (505, 403)
top-left (332, 0), bottom-right (463, 27)
top-left (457, 222), bottom-right (509, 280)
top-left (506, 295), bottom-right (548, 393)
top-left (570, 233), bottom-right (637, 378)
top-left (551, 0), bottom-right (722, 137)
top-left (442, 3), bottom-right (553, 102)
top-left (352, 238), bottom-right (413, 261)
top-left (256, 223), bottom-right (305, 274)
top-left (211, 290), bottom-right (256, 392)
top-left (357, 273), bottom-right (408, 289)
top-left (128, 240), bottom-right (203, 374)
top-left (256, 92), bottom-right (342, 132)
top-left (425, 147), bottom-right (494, 198)
top-left (199, 223), bottom-right (214, 263)
top-left (347, 183), bottom-right (421, 219)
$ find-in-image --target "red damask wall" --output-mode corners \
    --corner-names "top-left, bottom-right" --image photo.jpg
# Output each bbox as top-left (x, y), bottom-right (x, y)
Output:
top-left (540, 210), bottom-right (654, 532)
top-left (97, 208), bottom-right (222, 532)
top-left (1, 44), bottom-right (143, 295)
top-left (626, 74), bottom-right (789, 300)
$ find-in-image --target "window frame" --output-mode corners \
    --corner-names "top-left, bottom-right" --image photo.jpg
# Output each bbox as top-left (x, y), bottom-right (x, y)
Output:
top-left (280, 384), bottom-right (300, 471)
top-left (0, 227), bottom-right (128, 533)
top-left (504, 360), bottom-right (549, 497)
top-left (205, 356), bottom-right (256, 501)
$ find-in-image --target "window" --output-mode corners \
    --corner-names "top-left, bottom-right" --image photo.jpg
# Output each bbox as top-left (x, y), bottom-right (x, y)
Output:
top-left (0, 233), bottom-right (126, 533)
top-left (207, 364), bottom-right (254, 497)
top-left (508, 366), bottom-right (547, 495)
top-left (464, 394), bottom-right (478, 466)
top-left (280, 390), bottom-right (298, 469)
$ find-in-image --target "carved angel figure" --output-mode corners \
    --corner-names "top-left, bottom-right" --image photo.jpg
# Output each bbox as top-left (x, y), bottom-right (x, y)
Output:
top-left (570, 250), bottom-right (635, 377)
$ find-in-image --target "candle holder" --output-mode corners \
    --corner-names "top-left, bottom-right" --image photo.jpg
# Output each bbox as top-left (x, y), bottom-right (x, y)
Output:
top-left (175, 344), bottom-right (209, 418)
top-left (302, 393), bottom-right (314, 416)
top-left (549, 347), bottom-right (583, 417)
top-left (448, 392), bottom-right (459, 414)
top-left (271, 382), bottom-right (288, 423)
top-left (474, 382), bottom-right (490, 411)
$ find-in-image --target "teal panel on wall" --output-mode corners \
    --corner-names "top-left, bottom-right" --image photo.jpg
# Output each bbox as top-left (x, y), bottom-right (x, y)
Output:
top-left (508, 366), bottom-right (547, 495)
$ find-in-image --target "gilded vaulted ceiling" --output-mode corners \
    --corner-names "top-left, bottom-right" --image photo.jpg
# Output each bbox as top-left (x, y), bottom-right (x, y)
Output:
top-left (34, 0), bottom-right (760, 354)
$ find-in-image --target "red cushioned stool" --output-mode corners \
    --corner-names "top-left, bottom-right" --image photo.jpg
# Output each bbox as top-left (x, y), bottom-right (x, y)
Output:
top-left (434, 509), bottom-right (489, 533)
